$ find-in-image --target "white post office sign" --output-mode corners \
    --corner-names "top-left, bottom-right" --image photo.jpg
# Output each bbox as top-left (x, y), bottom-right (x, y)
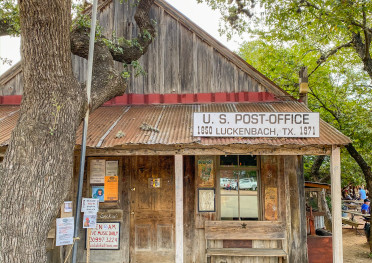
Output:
top-left (193, 112), bottom-right (319, 138)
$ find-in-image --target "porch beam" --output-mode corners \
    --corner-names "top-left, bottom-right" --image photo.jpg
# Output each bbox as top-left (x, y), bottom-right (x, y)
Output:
top-left (175, 155), bottom-right (183, 263)
top-left (82, 144), bottom-right (332, 157)
top-left (331, 146), bottom-right (343, 263)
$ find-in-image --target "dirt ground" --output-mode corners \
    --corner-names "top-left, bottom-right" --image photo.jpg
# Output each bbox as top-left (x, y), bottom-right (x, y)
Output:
top-left (343, 226), bottom-right (371, 262)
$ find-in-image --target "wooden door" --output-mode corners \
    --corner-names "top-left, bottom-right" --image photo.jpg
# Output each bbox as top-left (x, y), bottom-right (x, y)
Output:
top-left (130, 156), bottom-right (175, 263)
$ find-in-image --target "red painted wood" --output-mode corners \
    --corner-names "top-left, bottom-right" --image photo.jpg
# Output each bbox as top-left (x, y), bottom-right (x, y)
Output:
top-left (214, 92), bottom-right (228, 102)
top-left (180, 93), bottom-right (194, 104)
top-left (147, 94), bottom-right (161, 104)
top-left (0, 95), bottom-right (22, 105)
top-left (130, 94), bottom-right (145, 104)
top-left (307, 236), bottom-right (333, 263)
top-left (0, 92), bottom-right (278, 106)
top-left (162, 93), bottom-right (179, 104)
top-left (195, 93), bottom-right (213, 103)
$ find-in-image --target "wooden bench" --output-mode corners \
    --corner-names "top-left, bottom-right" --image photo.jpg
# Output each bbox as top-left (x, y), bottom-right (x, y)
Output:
top-left (205, 221), bottom-right (287, 262)
top-left (342, 217), bottom-right (364, 235)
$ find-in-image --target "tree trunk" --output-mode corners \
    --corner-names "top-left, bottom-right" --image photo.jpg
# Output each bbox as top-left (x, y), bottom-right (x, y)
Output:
top-left (320, 189), bottom-right (332, 231)
top-left (0, 1), bottom-right (84, 262)
top-left (310, 155), bottom-right (325, 181)
top-left (0, 0), bottom-right (156, 261)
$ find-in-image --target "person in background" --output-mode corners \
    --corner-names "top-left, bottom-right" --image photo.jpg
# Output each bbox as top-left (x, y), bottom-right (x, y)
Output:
top-left (359, 187), bottom-right (367, 200)
top-left (361, 199), bottom-right (370, 214)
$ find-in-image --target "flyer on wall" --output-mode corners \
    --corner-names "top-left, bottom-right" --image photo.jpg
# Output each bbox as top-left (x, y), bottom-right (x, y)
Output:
top-left (56, 217), bottom-right (74, 246)
top-left (83, 213), bottom-right (97, 229)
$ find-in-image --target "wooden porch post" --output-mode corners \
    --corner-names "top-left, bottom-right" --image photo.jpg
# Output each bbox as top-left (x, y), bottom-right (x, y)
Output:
top-left (331, 146), bottom-right (343, 262)
top-left (175, 155), bottom-right (184, 263)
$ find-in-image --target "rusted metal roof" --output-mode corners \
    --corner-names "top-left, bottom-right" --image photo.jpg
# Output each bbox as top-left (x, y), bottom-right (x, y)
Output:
top-left (1, 102), bottom-right (351, 149)
top-left (0, 106), bottom-right (19, 146)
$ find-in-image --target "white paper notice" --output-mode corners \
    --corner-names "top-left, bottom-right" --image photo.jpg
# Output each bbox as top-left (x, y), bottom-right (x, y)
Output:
top-left (105, 160), bottom-right (118, 176)
top-left (90, 159), bottom-right (106, 184)
top-left (64, 201), bottom-right (72, 213)
top-left (56, 217), bottom-right (74, 246)
top-left (81, 198), bottom-right (99, 214)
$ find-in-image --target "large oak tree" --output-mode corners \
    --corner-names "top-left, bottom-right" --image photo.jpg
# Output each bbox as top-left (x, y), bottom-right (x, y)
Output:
top-left (0, 0), bottom-right (155, 262)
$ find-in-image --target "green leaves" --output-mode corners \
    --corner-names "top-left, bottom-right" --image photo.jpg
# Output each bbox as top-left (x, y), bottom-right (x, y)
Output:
top-left (0, 1), bottom-right (20, 36)
top-left (239, 39), bottom-right (372, 185)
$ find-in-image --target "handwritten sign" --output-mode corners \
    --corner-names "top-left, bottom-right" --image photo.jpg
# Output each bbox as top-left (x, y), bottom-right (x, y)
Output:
top-left (104, 176), bottom-right (118, 201)
top-left (81, 198), bottom-right (99, 214)
top-left (87, 222), bottom-right (120, 250)
top-left (97, 210), bottom-right (123, 221)
top-left (90, 159), bottom-right (106, 184)
top-left (193, 112), bottom-right (319, 137)
top-left (56, 217), bottom-right (74, 246)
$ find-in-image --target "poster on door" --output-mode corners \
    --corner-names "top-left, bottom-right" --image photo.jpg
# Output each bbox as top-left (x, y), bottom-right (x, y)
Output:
top-left (86, 222), bottom-right (120, 250)
top-left (90, 159), bottom-right (106, 184)
top-left (104, 176), bottom-right (118, 201)
top-left (105, 160), bottom-right (118, 176)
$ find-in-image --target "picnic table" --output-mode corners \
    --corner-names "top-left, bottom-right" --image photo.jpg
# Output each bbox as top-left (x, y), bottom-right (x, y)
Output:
top-left (345, 203), bottom-right (360, 210)
top-left (342, 210), bottom-right (369, 235)
top-left (342, 210), bottom-right (370, 221)
top-left (343, 200), bottom-right (364, 204)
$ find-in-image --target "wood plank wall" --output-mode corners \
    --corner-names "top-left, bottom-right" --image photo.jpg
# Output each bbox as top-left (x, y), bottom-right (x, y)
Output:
top-left (73, 0), bottom-right (268, 97)
top-left (55, 154), bottom-right (308, 263)
top-left (1, 1), bottom-right (272, 96)
top-left (0, 72), bottom-right (23, 96)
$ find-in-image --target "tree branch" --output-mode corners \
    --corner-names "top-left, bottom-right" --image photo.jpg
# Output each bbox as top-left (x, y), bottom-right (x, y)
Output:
top-left (352, 32), bottom-right (372, 80)
top-left (308, 41), bottom-right (353, 78)
top-left (308, 86), bottom-right (340, 123)
top-left (71, 27), bottom-right (126, 112)
top-left (70, 0), bottom-right (156, 111)
top-left (362, 5), bottom-right (371, 61)
top-left (104, 0), bottom-right (156, 63)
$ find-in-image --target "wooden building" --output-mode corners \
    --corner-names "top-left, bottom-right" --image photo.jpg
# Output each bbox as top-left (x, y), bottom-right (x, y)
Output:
top-left (0, 0), bottom-right (351, 262)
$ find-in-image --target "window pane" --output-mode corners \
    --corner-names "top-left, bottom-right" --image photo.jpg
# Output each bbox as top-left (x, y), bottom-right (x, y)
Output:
top-left (220, 155), bottom-right (238, 166)
top-left (238, 171), bottom-right (257, 190)
top-left (239, 171), bottom-right (258, 220)
top-left (220, 170), bottom-right (238, 193)
top-left (239, 155), bottom-right (257, 167)
top-left (221, 196), bottom-right (239, 220)
top-left (240, 195), bottom-right (258, 219)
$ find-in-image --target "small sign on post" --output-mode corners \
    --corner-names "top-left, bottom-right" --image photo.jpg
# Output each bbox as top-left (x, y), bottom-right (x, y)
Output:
top-left (81, 198), bottom-right (99, 263)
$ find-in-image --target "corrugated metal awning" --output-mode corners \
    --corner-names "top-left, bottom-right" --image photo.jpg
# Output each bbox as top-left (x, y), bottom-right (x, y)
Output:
top-left (0, 102), bottom-right (351, 151)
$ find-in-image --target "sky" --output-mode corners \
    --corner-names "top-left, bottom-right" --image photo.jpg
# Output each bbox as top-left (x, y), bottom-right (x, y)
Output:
top-left (0, 0), bottom-right (244, 75)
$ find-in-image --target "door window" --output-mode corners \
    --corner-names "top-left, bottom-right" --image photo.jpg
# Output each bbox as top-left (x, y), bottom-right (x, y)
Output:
top-left (219, 156), bottom-right (259, 220)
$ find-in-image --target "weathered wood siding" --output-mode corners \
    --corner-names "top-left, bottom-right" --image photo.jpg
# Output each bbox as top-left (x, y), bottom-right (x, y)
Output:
top-left (0, 63), bottom-right (23, 96)
top-left (71, 0), bottom-right (271, 95)
top-left (63, 154), bottom-right (308, 263)
top-left (1, 1), bottom-right (284, 97)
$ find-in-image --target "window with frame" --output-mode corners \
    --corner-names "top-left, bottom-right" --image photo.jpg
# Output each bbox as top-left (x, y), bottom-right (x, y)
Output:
top-left (219, 155), bottom-right (259, 221)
